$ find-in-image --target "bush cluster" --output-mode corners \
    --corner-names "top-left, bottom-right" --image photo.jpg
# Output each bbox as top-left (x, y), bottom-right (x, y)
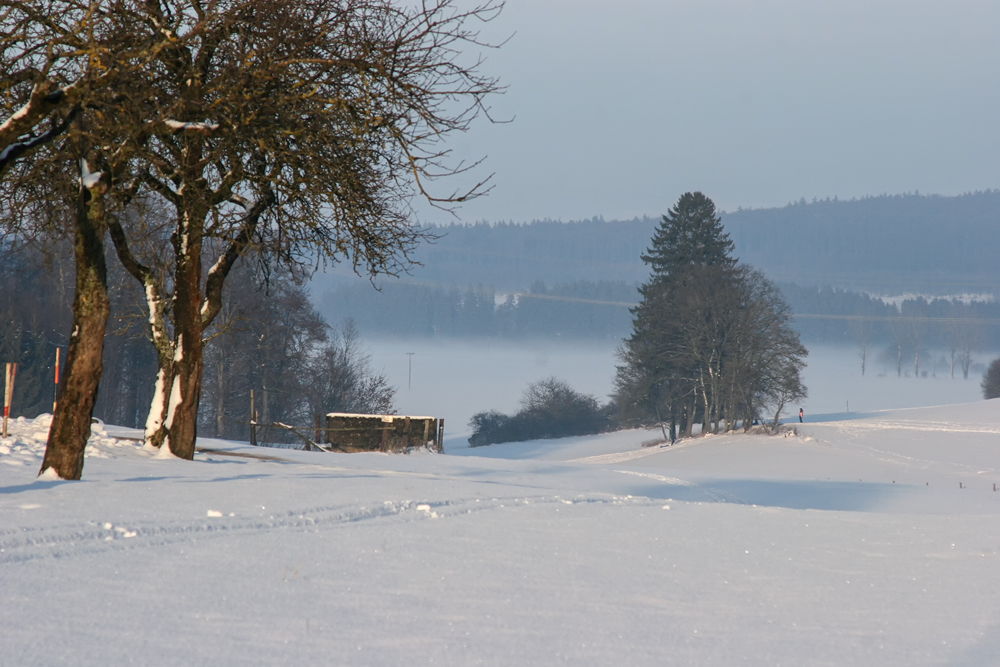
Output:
top-left (468, 378), bottom-right (612, 446)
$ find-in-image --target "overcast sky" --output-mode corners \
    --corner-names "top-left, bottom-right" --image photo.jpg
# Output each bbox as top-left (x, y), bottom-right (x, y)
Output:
top-left (417, 0), bottom-right (1000, 223)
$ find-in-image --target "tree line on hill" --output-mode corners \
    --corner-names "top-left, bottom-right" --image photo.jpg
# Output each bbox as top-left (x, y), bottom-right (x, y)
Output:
top-left (318, 278), bottom-right (636, 340)
top-left (402, 191), bottom-right (1000, 296)
top-left (318, 271), bottom-right (1000, 376)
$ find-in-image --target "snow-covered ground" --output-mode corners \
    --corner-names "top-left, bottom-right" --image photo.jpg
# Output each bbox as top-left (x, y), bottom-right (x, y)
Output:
top-left (2, 400), bottom-right (1000, 665)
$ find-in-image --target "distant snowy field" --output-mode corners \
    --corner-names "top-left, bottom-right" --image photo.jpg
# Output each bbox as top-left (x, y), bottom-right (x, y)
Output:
top-left (2, 398), bottom-right (999, 665)
top-left (363, 339), bottom-right (989, 437)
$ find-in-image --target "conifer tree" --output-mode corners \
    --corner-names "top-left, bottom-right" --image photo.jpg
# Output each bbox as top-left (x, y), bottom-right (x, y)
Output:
top-left (616, 192), bottom-right (806, 438)
top-left (640, 191), bottom-right (736, 283)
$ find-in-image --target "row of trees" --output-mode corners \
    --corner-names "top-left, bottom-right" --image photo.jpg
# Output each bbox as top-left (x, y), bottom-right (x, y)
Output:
top-left (848, 301), bottom-right (986, 380)
top-left (0, 0), bottom-right (502, 478)
top-left (780, 284), bottom-right (998, 373)
top-left (0, 242), bottom-right (394, 442)
top-left (614, 193), bottom-right (808, 437)
top-left (319, 278), bottom-right (635, 339)
top-left (320, 269), bottom-right (1000, 354)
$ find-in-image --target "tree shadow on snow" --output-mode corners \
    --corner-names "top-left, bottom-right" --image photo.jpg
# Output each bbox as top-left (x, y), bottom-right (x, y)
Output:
top-left (0, 479), bottom-right (71, 494)
top-left (804, 410), bottom-right (882, 423)
top-left (625, 478), bottom-right (910, 512)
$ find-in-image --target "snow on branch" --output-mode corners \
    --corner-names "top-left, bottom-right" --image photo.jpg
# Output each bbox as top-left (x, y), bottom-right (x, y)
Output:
top-left (0, 105), bottom-right (81, 176)
top-left (148, 119), bottom-right (222, 136)
top-left (0, 82), bottom-right (74, 137)
top-left (79, 159), bottom-right (103, 189)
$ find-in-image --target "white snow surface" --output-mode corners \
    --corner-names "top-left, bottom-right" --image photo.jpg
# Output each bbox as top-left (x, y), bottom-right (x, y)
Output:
top-left (2, 402), bottom-right (1000, 665)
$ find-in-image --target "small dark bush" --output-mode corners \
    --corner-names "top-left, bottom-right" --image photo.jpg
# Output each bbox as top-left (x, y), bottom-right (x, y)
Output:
top-left (982, 357), bottom-right (1000, 399)
top-left (468, 377), bottom-right (612, 446)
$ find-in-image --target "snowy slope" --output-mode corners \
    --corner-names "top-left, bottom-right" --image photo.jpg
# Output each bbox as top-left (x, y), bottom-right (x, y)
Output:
top-left (1, 403), bottom-right (999, 666)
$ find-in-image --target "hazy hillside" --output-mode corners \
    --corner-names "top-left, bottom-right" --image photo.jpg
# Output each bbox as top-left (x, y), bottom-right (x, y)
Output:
top-left (314, 191), bottom-right (1000, 296)
top-left (725, 191), bottom-right (1000, 293)
top-left (310, 191), bottom-right (1000, 343)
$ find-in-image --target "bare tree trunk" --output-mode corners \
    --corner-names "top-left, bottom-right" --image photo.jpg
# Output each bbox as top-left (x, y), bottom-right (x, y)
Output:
top-left (108, 217), bottom-right (173, 448)
top-left (700, 380), bottom-right (709, 436)
top-left (163, 213), bottom-right (205, 460)
top-left (39, 165), bottom-right (109, 479)
top-left (771, 397), bottom-right (786, 431)
top-left (216, 358), bottom-right (225, 437)
top-left (683, 395), bottom-right (695, 438)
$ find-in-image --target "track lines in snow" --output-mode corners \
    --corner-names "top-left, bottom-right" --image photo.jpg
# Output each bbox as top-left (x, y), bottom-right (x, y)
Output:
top-left (613, 470), bottom-right (694, 487)
top-left (816, 420), bottom-right (1000, 476)
top-left (0, 494), bottom-right (658, 566)
top-left (569, 448), bottom-right (667, 464)
top-left (837, 420), bottom-right (1000, 435)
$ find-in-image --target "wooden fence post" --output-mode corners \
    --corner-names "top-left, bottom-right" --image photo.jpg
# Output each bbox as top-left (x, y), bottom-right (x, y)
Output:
top-left (3, 363), bottom-right (16, 439)
top-left (437, 418), bottom-right (444, 453)
top-left (250, 389), bottom-right (257, 447)
top-left (315, 414), bottom-right (322, 445)
top-left (53, 348), bottom-right (61, 413)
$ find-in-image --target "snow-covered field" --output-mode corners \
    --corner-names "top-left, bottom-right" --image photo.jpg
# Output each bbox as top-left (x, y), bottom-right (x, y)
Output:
top-left (2, 400), bottom-right (1000, 665)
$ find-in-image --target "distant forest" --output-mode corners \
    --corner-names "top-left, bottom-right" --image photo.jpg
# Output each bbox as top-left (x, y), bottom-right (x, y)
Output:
top-left (314, 191), bottom-right (1000, 348)
top-left (318, 277), bottom-right (1000, 351)
top-left (314, 190), bottom-right (1000, 294)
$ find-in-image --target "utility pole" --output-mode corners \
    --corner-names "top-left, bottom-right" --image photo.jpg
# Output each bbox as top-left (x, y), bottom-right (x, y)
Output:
top-left (406, 352), bottom-right (415, 390)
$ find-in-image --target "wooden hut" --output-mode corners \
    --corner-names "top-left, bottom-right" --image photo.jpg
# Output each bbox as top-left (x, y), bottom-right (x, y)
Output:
top-left (324, 413), bottom-right (444, 453)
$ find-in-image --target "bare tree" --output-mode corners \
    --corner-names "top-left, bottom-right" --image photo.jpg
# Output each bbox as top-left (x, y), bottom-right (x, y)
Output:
top-left (2, 0), bottom-right (502, 474)
top-left (947, 313), bottom-right (983, 380)
top-left (887, 315), bottom-right (908, 378)
top-left (0, 1), bottom-right (112, 175)
top-left (957, 321), bottom-right (982, 380)
top-left (901, 298), bottom-right (928, 379)
top-left (97, 0), bottom-right (503, 458)
top-left (0, 1), bottom-right (156, 478)
top-left (848, 310), bottom-right (877, 377)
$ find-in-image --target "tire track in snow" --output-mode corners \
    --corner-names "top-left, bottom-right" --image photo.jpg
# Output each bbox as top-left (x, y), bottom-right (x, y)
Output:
top-left (0, 494), bottom-right (663, 566)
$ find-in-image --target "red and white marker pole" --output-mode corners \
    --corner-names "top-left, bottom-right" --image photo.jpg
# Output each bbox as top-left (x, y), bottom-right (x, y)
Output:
top-left (53, 348), bottom-right (61, 413)
top-left (3, 362), bottom-right (16, 439)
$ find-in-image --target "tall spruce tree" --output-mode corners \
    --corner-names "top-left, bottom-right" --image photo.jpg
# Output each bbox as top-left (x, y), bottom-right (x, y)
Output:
top-left (640, 191), bottom-right (736, 282)
top-left (616, 192), bottom-right (806, 439)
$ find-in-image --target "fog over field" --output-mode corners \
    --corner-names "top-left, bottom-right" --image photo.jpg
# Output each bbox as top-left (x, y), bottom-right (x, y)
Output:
top-left (363, 339), bottom-right (989, 442)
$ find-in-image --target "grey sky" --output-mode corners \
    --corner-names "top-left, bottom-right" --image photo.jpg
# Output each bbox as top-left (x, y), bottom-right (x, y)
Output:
top-left (419, 0), bottom-right (1000, 222)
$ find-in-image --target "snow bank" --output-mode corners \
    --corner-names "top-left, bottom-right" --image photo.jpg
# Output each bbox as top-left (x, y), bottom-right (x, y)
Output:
top-left (0, 414), bottom-right (144, 468)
